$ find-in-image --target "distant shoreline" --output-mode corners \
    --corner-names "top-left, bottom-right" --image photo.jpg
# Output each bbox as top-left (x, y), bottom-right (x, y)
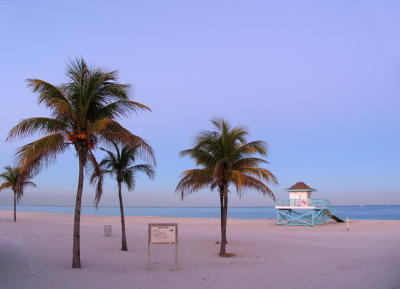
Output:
top-left (1, 205), bottom-right (400, 220)
top-left (1, 204), bottom-right (399, 208)
top-left (1, 210), bottom-right (400, 222)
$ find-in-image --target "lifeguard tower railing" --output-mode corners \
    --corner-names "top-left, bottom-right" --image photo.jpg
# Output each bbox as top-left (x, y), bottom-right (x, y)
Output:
top-left (275, 199), bottom-right (343, 226)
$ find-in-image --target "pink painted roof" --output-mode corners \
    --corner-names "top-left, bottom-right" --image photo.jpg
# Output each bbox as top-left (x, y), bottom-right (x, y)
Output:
top-left (285, 182), bottom-right (316, 191)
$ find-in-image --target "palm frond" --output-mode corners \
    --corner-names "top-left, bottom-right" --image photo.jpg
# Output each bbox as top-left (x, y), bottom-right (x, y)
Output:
top-left (234, 174), bottom-right (276, 201)
top-left (65, 58), bottom-right (89, 86)
top-left (0, 166), bottom-right (15, 183)
top-left (16, 133), bottom-right (67, 176)
top-left (122, 170), bottom-right (135, 191)
top-left (22, 181), bottom-right (37, 187)
top-left (99, 144), bottom-right (119, 171)
top-left (86, 150), bottom-right (103, 207)
top-left (98, 81), bottom-right (131, 102)
top-left (233, 157), bottom-right (268, 169)
top-left (93, 119), bottom-right (156, 165)
top-left (129, 164), bottom-right (155, 179)
top-left (98, 100), bottom-right (151, 119)
top-left (175, 169), bottom-right (214, 200)
top-left (7, 117), bottom-right (67, 141)
top-left (0, 182), bottom-right (12, 191)
top-left (27, 79), bottom-right (68, 106)
top-left (237, 167), bottom-right (278, 184)
top-left (239, 141), bottom-right (268, 156)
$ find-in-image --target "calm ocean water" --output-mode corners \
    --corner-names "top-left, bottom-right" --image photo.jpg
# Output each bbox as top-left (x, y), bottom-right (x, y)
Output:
top-left (0, 205), bottom-right (399, 220)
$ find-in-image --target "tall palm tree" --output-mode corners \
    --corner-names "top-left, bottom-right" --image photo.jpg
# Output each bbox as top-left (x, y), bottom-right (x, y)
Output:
top-left (176, 119), bottom-right (278, 256)
top-left (0, 165), bottom-right (36, 222)
top-left (7, 58), bottom-right (154, 268)
top-left (91, 141), bottom-right (154, 251)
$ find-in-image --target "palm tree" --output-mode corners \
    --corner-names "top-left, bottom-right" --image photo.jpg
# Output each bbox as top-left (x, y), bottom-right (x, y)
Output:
top-left (7, 58), bottom-right (154, 268)
top-left (0, 165), bottom-right (36, 222)
top-left (91, 141), bottom-right (154, 251)
top-left (176, 119), bottom-right (278, 256)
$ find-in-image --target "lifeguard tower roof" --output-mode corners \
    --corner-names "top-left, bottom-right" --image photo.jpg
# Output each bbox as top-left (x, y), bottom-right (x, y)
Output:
top-left (285, 182), bottom-right (317, 192)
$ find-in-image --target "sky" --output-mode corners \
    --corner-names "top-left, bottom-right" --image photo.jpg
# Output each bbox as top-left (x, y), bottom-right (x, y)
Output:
top-left (0, 0), bottom-right (399, 207)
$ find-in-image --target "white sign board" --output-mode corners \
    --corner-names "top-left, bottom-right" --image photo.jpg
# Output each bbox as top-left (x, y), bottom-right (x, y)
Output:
top-left (150, 225), bottom-right (177, 244)
top-left (148, 223), bottom-right (178, 270)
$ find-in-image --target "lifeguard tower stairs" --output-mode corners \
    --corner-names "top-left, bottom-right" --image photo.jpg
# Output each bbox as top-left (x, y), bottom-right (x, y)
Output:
top-left (275, 182), bottom-right (344, 226)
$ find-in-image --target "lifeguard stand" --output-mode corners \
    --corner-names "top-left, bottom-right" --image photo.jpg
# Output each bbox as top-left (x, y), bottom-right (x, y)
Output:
top-left (275, 182), bottom-right (343, 226)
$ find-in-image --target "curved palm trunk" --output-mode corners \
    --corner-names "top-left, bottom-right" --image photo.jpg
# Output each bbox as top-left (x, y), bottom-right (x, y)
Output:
top-left (72, 151), bottom-right (85, 268)
top-left (118, 182), bottom-right (128, 251)
top-left (13, 190), bottom-right (16, 222)
top-left (219, 184), bottom-right (228, 256)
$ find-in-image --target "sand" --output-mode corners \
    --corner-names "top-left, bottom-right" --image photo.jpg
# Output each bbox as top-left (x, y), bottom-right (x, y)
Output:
top-left (0, 211), bottom-right (399, 289)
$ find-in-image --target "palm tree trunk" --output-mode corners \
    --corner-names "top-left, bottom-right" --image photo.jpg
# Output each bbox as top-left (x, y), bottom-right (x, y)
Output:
top-left (219, 184), bottom-right (228, 256)
top-left (13, 190), bottom-right (16, 222)
top-left (72, 151), bottom-right (85, 268)
top-left (219, 189), bottom-right (223, 239)
top-left (219, 187), bottom-right (227, 246)
top-left (118, 181), bottom-right (128, 251)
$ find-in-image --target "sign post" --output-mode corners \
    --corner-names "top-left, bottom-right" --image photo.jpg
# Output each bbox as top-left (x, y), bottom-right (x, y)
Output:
top-left (148, 223), bottom-right (178, 271)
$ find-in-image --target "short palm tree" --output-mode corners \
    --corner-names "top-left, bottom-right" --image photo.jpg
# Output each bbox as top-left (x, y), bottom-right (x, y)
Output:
top-left (7, 58), bottom-right (154, 268)
top-left (91, 141), bottom-right (154, 251)
top-left (0, 165), bottom-right (36, 222)
top-left (176, 119), bottom-right (278, 256)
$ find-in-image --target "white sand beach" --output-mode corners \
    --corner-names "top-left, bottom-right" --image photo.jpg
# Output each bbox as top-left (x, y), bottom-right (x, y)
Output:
top-left (1, 211), bottom-right (399, 289)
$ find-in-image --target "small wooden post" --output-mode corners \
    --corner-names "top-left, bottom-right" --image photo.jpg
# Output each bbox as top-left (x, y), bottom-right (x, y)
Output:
top-left (346, 217), bottom-right (350, 231)
top-left (147, 225), bottom-right (152, 270)
top-left (174, 225), bottom-right (178, 271)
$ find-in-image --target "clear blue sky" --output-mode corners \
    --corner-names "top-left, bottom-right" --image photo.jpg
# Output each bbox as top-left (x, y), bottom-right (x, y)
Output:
top-left (0, 1), bottom-right (399, 206)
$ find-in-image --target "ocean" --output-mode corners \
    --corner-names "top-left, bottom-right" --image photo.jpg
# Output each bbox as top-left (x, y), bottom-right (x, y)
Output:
top-left (0, 205), bottom-right (400, 220)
